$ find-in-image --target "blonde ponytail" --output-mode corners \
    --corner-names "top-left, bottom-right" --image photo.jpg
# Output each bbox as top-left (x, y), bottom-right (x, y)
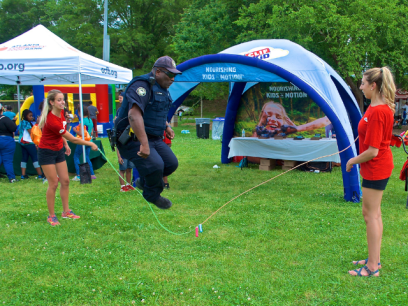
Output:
top-left (380, 67), bottom-right (396, 113)
top-left (363, 67), bottom-right (396, 113)
top-left (38, 89), bottom-right (63, 128)
top-left (38, 98), bottom-right (50, 129)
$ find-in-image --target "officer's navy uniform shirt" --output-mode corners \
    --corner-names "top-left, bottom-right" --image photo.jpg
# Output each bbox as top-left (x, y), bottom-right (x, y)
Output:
top-left (117, 72), bottom-right (172, 136)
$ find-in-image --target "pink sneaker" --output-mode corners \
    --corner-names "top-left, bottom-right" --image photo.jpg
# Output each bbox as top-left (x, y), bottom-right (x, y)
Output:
top-left (47, 215), bottom-right (61, 226)
top-left (61, 210), bottom-right (80, 219)
top-left (91, 175), bottom-right (97, 179)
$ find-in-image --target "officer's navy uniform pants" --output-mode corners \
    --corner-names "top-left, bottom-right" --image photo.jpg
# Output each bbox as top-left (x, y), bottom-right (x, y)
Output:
top-left (117, 135), bottom-right (178, 202)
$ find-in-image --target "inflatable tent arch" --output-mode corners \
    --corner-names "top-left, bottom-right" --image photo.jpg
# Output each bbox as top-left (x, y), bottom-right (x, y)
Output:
top-left (168, 40), bottom-right (362, 202)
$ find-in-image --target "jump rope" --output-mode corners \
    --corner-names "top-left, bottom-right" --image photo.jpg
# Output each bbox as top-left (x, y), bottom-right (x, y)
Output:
top-left (98, 136), bottom-right (358, 237)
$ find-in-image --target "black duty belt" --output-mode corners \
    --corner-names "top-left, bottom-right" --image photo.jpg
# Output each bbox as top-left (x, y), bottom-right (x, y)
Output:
top-left (147, 134), bottom-right (162, 140)
top-left (117, 130), bottom-right (162, 142)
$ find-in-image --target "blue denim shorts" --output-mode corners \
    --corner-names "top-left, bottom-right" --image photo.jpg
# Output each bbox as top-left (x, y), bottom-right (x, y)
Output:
top-left (119, 158), bottom-right (135, 171)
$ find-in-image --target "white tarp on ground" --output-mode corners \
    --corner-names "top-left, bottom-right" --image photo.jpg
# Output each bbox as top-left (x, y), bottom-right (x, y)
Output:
top-left (0, 25), bottom-right (132, 85)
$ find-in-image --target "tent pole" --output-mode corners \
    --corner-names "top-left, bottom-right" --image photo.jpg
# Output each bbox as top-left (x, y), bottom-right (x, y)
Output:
top-left (78, 73), bottom-right (86, 163)
top-left (17, 83), bottom-right (21, 121)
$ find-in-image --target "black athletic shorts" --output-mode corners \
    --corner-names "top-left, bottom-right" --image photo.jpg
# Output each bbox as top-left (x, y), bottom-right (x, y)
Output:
top-left (38, 148), bottom-right (65, 165)
top-left (362, 177), bottom-right (389, 191)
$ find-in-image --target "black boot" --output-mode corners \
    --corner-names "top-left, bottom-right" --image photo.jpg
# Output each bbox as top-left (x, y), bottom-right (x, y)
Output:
top-left (151, 196), bottom-right (172, 209)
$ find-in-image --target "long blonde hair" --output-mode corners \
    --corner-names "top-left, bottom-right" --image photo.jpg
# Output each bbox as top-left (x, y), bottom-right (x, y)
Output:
top-left (363, 67), bottom-right (396, 113)
top-left (38, 89), bottom-right (63, 128)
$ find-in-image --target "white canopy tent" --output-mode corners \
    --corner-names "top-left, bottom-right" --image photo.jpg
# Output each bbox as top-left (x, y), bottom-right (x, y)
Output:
top-left (0, 24), bottom-right (132, 162)
top-left (0, 24), bottom-right (132, 85)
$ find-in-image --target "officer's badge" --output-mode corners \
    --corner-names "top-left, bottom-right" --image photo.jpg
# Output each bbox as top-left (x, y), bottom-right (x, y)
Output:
top-left (136, 87), bottom-right (146, 96)
top-left (172, 59), bottom-right (176, 67)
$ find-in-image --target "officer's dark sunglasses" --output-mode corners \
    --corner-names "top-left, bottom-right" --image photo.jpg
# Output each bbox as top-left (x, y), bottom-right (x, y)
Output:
top-left (157, 69), bottom-right (176, 79)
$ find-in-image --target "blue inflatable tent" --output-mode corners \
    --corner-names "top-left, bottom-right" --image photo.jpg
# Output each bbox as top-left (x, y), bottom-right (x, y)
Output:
top-left (168, 40), bottom-right (362, 202)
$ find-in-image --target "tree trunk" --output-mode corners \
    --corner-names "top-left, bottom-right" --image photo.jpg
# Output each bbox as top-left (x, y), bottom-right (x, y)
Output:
top-left (345, 76), bottom-right (364, 113)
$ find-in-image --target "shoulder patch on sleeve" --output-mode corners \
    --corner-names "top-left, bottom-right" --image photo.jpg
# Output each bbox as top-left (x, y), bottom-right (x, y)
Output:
top-left (136, 87), bottom-right (147, 96)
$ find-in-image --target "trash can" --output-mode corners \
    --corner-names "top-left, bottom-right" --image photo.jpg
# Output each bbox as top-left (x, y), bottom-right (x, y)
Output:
top-left (195, 118), bottom-right (210, 139)
top-left (212, 117), bottom-right (224, 140)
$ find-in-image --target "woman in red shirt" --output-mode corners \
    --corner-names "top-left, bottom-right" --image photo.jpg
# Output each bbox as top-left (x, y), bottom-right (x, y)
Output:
top-left (346, 67), bottom-right (395, 277)
top-left (38, 90), bottom-right (98, 226)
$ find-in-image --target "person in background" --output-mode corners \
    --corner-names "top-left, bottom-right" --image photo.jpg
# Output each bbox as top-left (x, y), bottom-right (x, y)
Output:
top-left (346, 67), bottom-right (395, 277)
top-left (64, 108), bottom-right (75, 132)
top-left (19, 109), bottom-right (44, 179)
top-left (81, 107), bottom-right (94, 139)
top-left (87, 101), bottom-right (99, 138)
top-left (117, 149), bottom-right (135, 192)
top-left (36, 101), bottom-right (44, 123)
top-left (37, 89), bottom-right (98, 226)
top-left (403, 109), bottom-right (407, 126)
top-left (178, 109), bottom-right (183, 121)
top-left (114, 92), bottom-right (124, 121)
top-left (114, 92), bottom-right (135, 192)
top-left (3, 105), bottom-right (16, 121)
top-left (72, 123), bottom-right (96, 181)
top-left (0, 103), bottom-right (18, 182)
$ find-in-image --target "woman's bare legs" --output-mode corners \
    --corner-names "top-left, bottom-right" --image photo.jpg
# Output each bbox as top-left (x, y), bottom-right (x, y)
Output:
top-left (41, 164), bottom-right (59, 216)
top-left (349, 187), bottom-right (383, 276)
top-left (55, 161), bottom-right (70, 213)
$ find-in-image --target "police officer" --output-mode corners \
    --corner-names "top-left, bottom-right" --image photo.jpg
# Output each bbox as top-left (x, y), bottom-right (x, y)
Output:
top-left (115, 56), bottom-right (181, 209)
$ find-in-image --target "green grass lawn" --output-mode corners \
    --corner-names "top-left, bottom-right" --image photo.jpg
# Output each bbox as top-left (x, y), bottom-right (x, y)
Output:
top-left (1, 124), bottom-right (408, 305)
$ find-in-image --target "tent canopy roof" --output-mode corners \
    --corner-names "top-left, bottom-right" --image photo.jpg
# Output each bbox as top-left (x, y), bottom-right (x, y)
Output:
top-left (0, 25), bottom-right (132, 85)
top-left (171, 39), bottom-right (358, 113)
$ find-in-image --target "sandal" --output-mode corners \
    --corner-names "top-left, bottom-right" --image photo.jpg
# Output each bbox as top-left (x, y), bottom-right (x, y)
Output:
top-left (353, 258), bottom-right (381, 269)
top-left (349, 265), bottom-right (379, 277)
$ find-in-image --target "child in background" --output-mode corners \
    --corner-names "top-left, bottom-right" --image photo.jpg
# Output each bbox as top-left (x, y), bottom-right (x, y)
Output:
top-left (117, 149), bottom-right (135, 192)
top-left (19, 109), bottom-right (44, 179)
top-left (81, 107), bottom-right (94, 138)
top-left (72, 123), bottom-right (96, 181)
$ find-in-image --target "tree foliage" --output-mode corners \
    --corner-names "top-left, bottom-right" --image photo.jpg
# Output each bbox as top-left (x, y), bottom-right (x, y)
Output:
top-left (236, 0), bottom-right (408, 108)
top-left (2, 0), bottom-right (408, 106)
top-left (173, 0), bottom-right (408, 106)
top-left (43, 0), bottom-right (189, 73)
top-left (172, 0), bottom-right (258, 100)
top-left (1, 0), bottom-right (189, 74)
top-left (0, 0), bottom-right (51, 44)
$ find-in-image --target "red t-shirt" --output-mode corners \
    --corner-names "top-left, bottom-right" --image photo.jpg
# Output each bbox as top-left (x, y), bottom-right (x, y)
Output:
top-left (358, 104), bottom-right (394, 180)
top-left (39, 110), bottom-right (67, 151)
